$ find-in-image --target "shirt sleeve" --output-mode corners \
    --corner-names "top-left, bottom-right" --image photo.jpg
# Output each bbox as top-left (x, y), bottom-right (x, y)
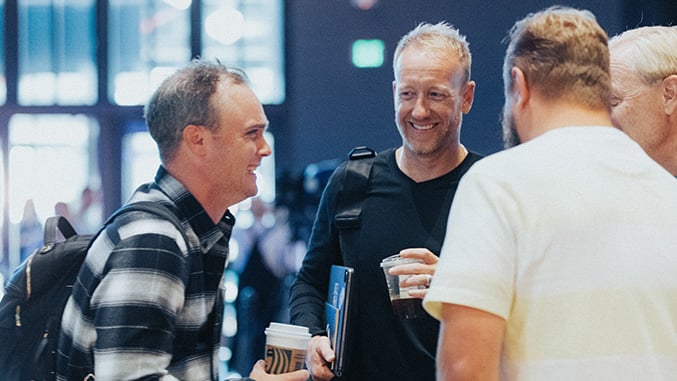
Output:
top-left (423, 168), bottom-right (517, 321)
top-left (289, 163), bottom-right (347, 336)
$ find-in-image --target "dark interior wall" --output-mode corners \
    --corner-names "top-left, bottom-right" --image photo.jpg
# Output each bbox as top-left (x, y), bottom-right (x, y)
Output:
top-left (278, 0), bottom-right (665, 173)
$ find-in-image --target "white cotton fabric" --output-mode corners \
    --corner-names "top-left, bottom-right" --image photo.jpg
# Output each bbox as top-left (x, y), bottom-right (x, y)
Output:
top-left (424, 127), bottom-right (677, 380)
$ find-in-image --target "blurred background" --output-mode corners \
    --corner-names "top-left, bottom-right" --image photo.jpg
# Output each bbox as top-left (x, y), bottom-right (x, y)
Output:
top-left (0, 0), bottom-right (674, 378)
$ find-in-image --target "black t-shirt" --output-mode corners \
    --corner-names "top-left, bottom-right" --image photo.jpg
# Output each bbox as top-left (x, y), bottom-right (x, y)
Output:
top-left (290, 148), bottom-right (483, 381)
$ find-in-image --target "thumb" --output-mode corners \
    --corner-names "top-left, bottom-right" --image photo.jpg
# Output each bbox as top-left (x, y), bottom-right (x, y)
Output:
top-left (321, 345), bottom-right (336, 362)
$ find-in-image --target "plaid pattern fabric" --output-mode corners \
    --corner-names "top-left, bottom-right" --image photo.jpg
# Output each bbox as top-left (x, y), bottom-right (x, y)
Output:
top-left (57, 166), bottom-right (234, 380)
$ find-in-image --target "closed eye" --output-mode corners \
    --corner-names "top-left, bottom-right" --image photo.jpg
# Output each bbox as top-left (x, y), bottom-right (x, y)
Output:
top-left (429, 91), bottom-right (449, 101)
top-left (609, 95), bottom-right (621, 108)
top-left (399, 90), bottom-right (416, 101)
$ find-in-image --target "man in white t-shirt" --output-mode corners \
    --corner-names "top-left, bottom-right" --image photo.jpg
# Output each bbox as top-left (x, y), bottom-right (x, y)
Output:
top-left (424, 6), bottom-right (677, 381)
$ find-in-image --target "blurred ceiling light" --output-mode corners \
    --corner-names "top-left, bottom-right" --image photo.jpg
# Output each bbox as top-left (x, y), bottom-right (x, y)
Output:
top-left (205, 8), bottom-right (245, 45)
top-left (162, 0), bottom-right (192, 11)
top-left (350, 0), bottom-right (379, 11)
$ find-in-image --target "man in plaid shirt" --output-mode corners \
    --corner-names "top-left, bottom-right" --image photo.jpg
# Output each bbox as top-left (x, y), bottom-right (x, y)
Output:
top-left (57, 60), bottom-right (309, 381)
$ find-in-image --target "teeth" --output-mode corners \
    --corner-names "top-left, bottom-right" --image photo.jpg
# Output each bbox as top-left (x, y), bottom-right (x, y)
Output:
top-left (412, 123), bottom-right (434, 130)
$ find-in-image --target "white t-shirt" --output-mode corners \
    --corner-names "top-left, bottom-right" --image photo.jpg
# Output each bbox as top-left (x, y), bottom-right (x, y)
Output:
top-left (424, 127), bottom-right (677, 380)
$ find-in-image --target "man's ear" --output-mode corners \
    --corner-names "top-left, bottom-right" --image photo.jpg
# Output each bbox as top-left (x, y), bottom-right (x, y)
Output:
top-left (182, 124), bottom-right (207, 156)
top-left (462, 80), bottom-right (476, 114)
top-left (392, 80), bottom-right (398, 103)
top-left (512, 67), bottom-right (530, 109)
top-left (662, 74), bottom-right (677, 115)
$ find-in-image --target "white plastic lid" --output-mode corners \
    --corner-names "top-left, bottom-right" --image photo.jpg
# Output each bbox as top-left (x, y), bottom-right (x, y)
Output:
top-left (265, 322), bottom-right (311, 338)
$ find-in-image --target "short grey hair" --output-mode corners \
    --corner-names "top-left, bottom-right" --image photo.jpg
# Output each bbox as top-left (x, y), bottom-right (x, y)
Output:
top-left (609, 25), bottom-right (677, 85)
top-left (393, 21), bottom-right (472, 82)
top-left (144, 59), bottom-right (249, 163)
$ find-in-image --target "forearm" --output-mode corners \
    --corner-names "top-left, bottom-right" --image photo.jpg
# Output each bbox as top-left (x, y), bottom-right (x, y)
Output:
top-left (437, 303), bottom-right (504, 381)
top-left (289, 176), bottom-right (343, 335)
top-left (289, 269), bottom-right (329, 335)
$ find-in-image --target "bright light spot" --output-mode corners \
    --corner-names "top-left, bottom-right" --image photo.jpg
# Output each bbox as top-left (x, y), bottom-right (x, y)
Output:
top-left (205, 8), bottom-right (245, 45)
top-left (246, 67), bottom-right (278, 108)
top-left (0, 75), bottom-right (6, 104)
top-left (352, 39), bottom-right (385, 68)
top-left (8, 114), bottom-right (94, 224)
top-left (222, 304), bottom-right (238, 337)
top-left (162, 0), bottom-right (192, 11)
top-left (122, 132), bottom-right (161, 200)
top-left (351, 0), bottom-right (379, 10)
top-left (18, 72), bottom-right (56, 105)
top-left (57, 68), bottom-right (97, 105)
top-left (237, 210), bottom-right (255, 230)
top-left (114, 71), bottom-right (150, 105)
top-left (219, 346), bottom-right (232, 362)
top-left (229, 240), bottom-right (240, 264)
top-left (244, 20), bottom-right (269, 39)
top-left (224, 271), bottom-right (239, 303)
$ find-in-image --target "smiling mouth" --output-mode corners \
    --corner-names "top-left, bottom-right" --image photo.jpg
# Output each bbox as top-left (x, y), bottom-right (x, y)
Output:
top-left (247, 166), bottom-right (258, 175)
top-left (411, 122), bottom-right (435, 131)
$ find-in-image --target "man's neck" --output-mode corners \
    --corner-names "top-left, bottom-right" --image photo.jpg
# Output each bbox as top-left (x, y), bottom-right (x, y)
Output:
top-left (165, 160), bottom-right (234, 224)
top-left (523, 99), bottom-right (614, 142)
top-left (396, 144), bottom-right (468, 183)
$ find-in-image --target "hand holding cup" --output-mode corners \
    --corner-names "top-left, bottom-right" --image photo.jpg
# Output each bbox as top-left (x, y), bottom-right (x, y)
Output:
top-left (380, 248), bottom-right (438, 319)
top-left (387, 248), bottom-right (438, 296)
top-left (247, 360), bottom-right (310, 381)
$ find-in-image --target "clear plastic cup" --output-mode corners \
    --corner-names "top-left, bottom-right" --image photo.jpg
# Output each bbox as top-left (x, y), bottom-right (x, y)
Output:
top-left (380, 254), bottom-right (427, 319)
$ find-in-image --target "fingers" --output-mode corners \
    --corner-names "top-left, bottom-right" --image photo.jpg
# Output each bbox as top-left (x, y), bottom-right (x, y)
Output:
top-left (306, 336), bottom-right (336, 381)
top-left (249, 359), bottom-right (267, 376)
top-left (389, 248), bottom-right (438, 277)
top-left (398, 273), bottom-right (433, 289)
top-left (399, 248), bottom-right (439, 264)
top-left (247, 360), bottom-right (270, 379)
top-left (308, 335), bottom-right (335, 363)
top-left (279, 368), bottom-right (311, 381)
top-left (249, 359), bottom-right (311, 381)
top-left (406, 287), bottom-right (429, 299)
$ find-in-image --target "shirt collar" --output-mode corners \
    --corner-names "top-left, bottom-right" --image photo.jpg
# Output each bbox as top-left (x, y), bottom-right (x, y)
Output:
top-left (147, 166), bottom-right (236, 253)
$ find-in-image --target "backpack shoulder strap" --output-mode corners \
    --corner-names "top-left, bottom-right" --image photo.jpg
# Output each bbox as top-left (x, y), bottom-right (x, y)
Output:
top-left (330, 146), bottom-right (375, 378)
top-left (334, 146), bottom-right (376, 230)
top-left (105, 201), bottom-right (189, 245)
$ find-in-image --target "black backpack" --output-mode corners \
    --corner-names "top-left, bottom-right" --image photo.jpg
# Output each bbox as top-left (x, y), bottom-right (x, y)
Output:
top-left (0, 201), bottom-right (185, 381)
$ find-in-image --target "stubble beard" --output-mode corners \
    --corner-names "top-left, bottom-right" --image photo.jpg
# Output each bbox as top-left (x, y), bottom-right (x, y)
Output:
top-left (501, 106), bottom-right (521, 149)
top-left (397, 116), bottom-right (459, 157)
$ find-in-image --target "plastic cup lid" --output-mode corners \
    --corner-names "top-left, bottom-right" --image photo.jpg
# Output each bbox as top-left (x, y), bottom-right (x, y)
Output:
top-left (265, 322), bottom-right (311, 338)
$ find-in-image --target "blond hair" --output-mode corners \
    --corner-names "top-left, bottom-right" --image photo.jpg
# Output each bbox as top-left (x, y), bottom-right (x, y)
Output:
top-left (503, 6), bottom-right (610, 110)
top-left (393, 21), bottom-right (472, 82)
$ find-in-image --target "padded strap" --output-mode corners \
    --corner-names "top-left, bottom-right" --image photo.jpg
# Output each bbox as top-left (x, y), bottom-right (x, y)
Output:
top-left (105, 201), bottom-right (188, 245)
top-left (334, 146), bottom-right (376, 230)
top-left (43, 216), bottom-right (77, 244)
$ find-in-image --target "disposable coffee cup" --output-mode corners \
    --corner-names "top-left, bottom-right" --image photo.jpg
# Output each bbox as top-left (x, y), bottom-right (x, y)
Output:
top-left (380, 254), bottom-right (426, 319)
top-left (264, 322), bottom-right (311, 374)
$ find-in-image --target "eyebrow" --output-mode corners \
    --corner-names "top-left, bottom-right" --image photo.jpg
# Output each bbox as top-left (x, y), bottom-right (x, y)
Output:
top-left (250, 121), bottom-right (270, 131)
